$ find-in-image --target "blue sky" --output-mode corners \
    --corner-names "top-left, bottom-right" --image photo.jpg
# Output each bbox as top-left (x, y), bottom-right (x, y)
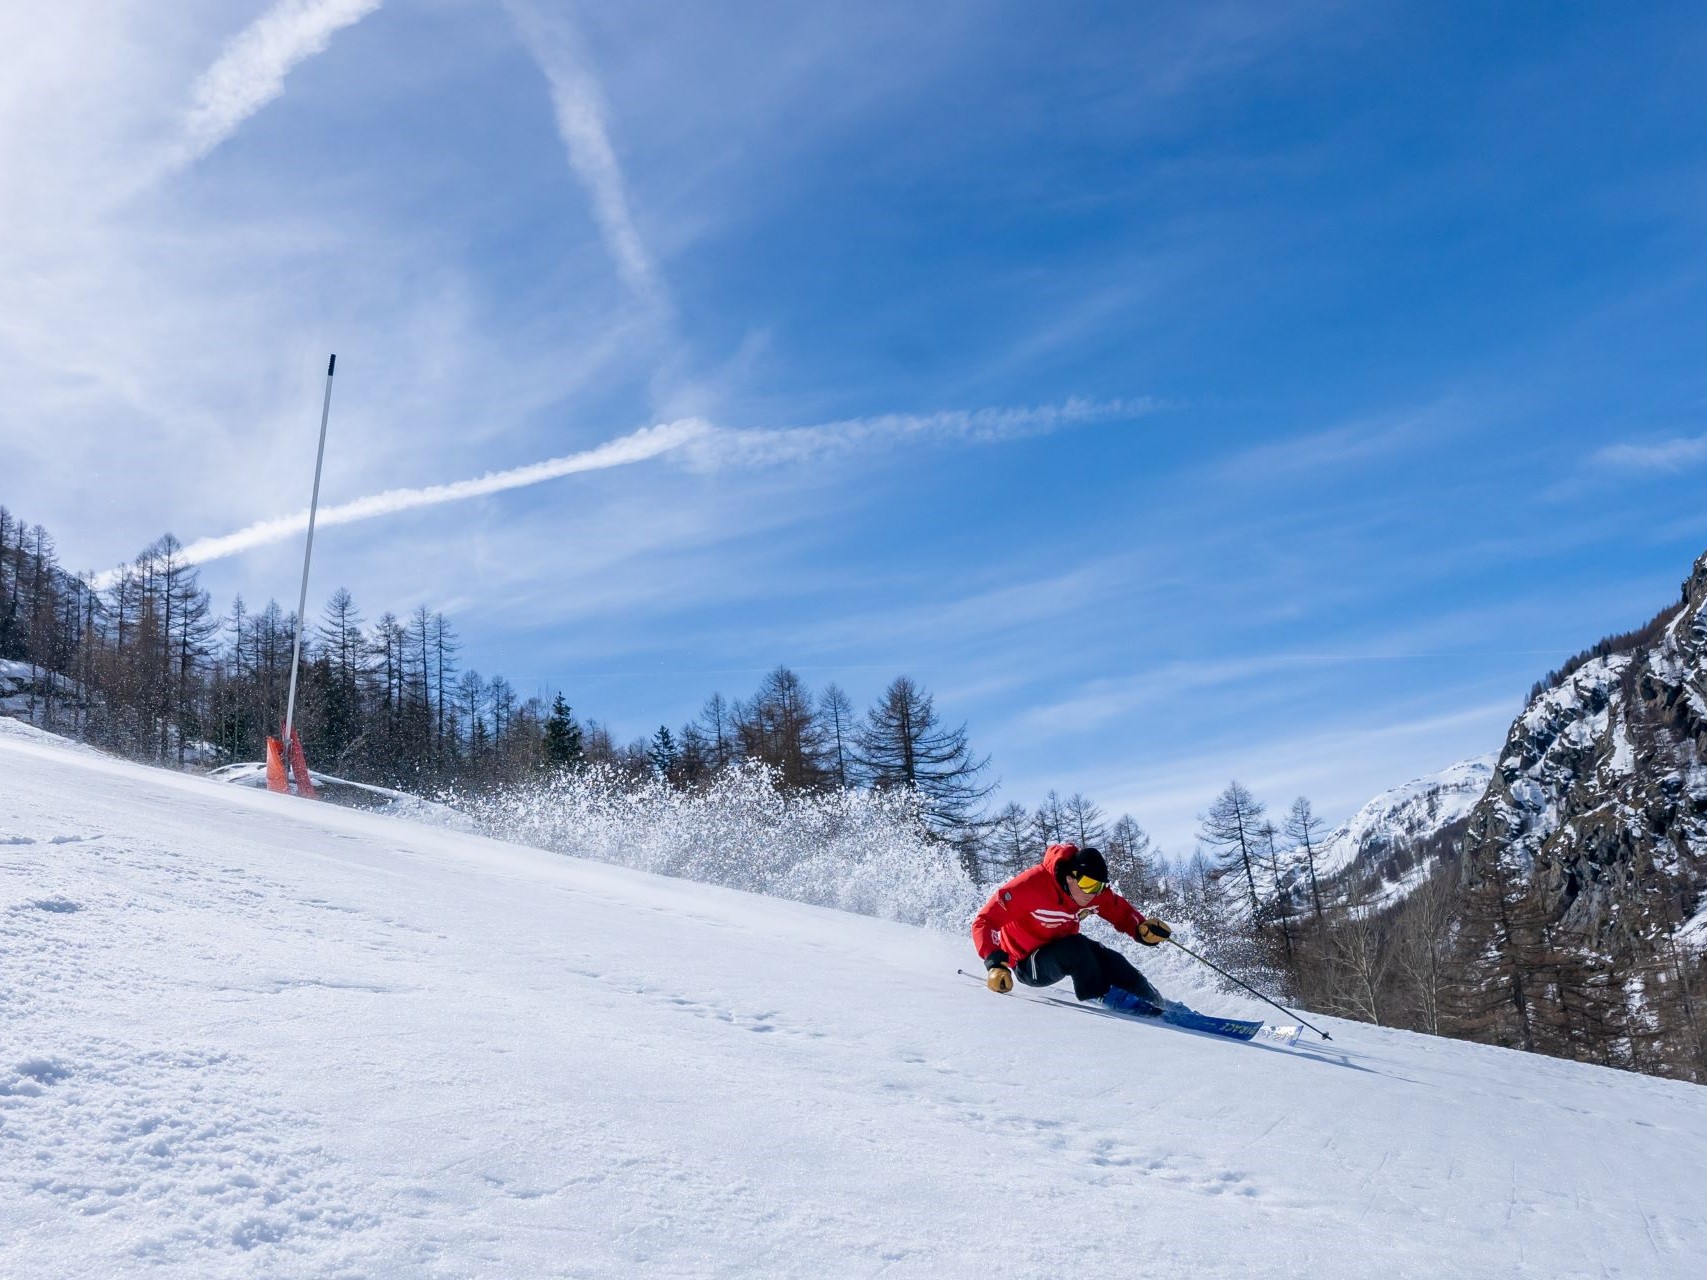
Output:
top-left (5, 1), bottom-right (1707, 853)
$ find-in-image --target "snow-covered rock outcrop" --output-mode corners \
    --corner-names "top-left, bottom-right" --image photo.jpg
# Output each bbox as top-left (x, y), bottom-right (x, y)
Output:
top-left (1317, 756), bottom-right (1494, 878)
top-left (0, 657), bottom-right (75, 722)
top-left (1461, 550), bottom-right (1707, 948)
top-left (1266, 757), bottom-right (1493, 913)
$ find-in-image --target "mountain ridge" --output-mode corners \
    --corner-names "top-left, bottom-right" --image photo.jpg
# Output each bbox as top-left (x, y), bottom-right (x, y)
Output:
top-left (1462, 550), bottom-right (1707, 950)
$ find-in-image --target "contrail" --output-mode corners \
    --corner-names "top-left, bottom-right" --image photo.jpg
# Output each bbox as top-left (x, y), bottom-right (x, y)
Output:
top-left (108, 419), bottom-right (709, 583)
top-left (506, 1), bottom-right (664, 310)
top-left (691, 397), bottom-right (1145, 468)
top-left (100, 398), bottom-right (1146, 583)
top-left (176, 0), bottom-right (384, 168)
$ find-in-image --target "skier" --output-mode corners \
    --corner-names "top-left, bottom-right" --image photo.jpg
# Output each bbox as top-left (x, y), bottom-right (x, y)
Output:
top-left (973, 843), bottom-right (1175, 1016)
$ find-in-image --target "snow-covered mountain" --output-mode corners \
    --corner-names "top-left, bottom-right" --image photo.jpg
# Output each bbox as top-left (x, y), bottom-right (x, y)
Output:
top-left (1462, 549), bottom-right (1707, 949)
top-left (1268, 756), bottom-right (1494, 912)
top-left (1313, 756), bottom-right (1494, 881)
top-left (5, 710), bottom-right (1707, 1277)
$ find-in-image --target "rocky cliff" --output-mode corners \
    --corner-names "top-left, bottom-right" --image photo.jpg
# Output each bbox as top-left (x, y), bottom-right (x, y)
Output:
top-left (1460, 551), bottom-right (1707, 951)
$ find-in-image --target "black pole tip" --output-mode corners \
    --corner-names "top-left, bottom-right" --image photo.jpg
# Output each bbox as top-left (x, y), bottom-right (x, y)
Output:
top-left (327, 354), bottom-right (337, 376)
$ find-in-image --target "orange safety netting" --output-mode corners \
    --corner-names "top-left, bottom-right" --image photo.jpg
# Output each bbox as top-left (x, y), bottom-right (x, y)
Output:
top-left (265, 737), bottom-right (289, 793)
top-left (286, 729), bottom-right (318, 800)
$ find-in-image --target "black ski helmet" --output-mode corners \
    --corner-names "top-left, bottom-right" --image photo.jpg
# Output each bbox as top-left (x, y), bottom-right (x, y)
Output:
top-left (1061, 845), bottom-right (1108, 887)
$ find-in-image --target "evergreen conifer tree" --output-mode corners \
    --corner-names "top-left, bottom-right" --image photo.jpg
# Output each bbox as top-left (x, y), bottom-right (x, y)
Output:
top-left (648, 725), bottom-right (680, 779)
top-left (543, 694), bottom-right (584, 771)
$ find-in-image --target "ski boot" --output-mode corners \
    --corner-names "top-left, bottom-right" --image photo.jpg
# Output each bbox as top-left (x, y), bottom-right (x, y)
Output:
top-left (1097, 986), bottom-right (1166, 1018)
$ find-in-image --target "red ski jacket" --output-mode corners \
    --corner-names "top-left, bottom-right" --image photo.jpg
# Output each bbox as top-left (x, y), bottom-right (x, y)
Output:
top-left (972, 843), bottom-right (1148, 966)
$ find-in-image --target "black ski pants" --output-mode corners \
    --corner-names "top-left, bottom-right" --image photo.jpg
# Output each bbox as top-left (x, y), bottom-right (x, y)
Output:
top-left (1015, 934), bottom-right (1163, 1005)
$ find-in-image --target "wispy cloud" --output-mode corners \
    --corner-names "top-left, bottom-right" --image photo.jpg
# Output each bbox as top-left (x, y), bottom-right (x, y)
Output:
top-left (101, 398), bottom-right (1140, 579)
top-left (1591, 433), bottom-right (1707, 472)
top-left (506, 1), bottom-right (665, 311)
top-left (174, 0), bottom-right (383, 170)
top-left (1213, 399), bottom-right (1462, 484)
top-left (1005, 639), bottom-right (1563, 741)
top-left (1007, 655), bottom-right (1313, 739)
top-left (1043, 698), bottom-right (1519, 857)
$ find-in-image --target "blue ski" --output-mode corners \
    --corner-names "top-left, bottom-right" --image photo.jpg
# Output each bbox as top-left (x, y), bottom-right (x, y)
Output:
top-left (1121, 1000), bottom-right (1304, 1046)
top-left (1156, 1002), bottom-right (1264, 1041)
top-left (957, 970), bottom-right (1301, 1046)
top-left (1065, 994), bottom-right (1261, 1040)
top-left (1091, 987), bottom-right (1267, 1041)
top-left (1060, 994), bottom-right (1301, 1044)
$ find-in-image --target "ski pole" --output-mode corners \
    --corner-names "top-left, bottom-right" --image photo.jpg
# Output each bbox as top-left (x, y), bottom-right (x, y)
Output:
top-left (1167, 937), bottom-right (1332, 1041)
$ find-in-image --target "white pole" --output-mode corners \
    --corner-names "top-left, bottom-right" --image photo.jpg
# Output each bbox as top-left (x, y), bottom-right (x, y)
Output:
top-left (283, 353), bottom-right (337, 750)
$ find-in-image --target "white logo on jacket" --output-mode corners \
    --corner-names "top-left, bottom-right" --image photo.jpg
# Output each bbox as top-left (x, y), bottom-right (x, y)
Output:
top-left (1031, 908), bottom-right (1077, 926)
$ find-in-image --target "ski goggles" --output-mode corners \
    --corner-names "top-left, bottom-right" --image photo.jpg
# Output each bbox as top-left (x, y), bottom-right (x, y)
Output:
top-left (1074, 874), bottom-right (1106, 895)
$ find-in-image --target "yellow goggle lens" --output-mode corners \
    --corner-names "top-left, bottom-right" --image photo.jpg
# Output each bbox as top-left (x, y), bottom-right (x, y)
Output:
top-left (1075, 874), bottom-right (1106, 894)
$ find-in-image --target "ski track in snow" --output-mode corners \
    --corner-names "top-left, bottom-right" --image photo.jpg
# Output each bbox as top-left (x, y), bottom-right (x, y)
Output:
top-left (2, 721), bottom-right (1706, 1277)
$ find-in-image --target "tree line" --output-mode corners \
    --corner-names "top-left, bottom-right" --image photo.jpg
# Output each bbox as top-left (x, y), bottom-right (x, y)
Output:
top-left (2, 509), bottom-right (545, 784)
top-left (1, 507), bottom-right (1166, 889)
top-left (1179, 777), bottom-right (1707, 1084)
top-left (10, 504), bottom-right (1702, 1083)
top-left (0, 508), bottom-right (994, 835)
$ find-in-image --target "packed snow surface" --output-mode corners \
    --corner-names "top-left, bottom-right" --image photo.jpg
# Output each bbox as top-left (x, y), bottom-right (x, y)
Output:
top-left (4, 724), bottom-right (1706, 1278)
top-left (209, 760), bottom-right (476, 830)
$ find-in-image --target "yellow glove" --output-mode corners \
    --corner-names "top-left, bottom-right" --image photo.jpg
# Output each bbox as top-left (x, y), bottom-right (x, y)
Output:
top-left (1137, 918), bottom-right (1173, 946)
top-left (986, 966), bottom-right (1014, 994)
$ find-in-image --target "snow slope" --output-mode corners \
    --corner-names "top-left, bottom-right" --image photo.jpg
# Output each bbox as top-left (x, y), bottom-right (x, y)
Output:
top-left (3, 725), bottom-right (1705, 1278)
top-left (208, 760), bottom-right (477, 830)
